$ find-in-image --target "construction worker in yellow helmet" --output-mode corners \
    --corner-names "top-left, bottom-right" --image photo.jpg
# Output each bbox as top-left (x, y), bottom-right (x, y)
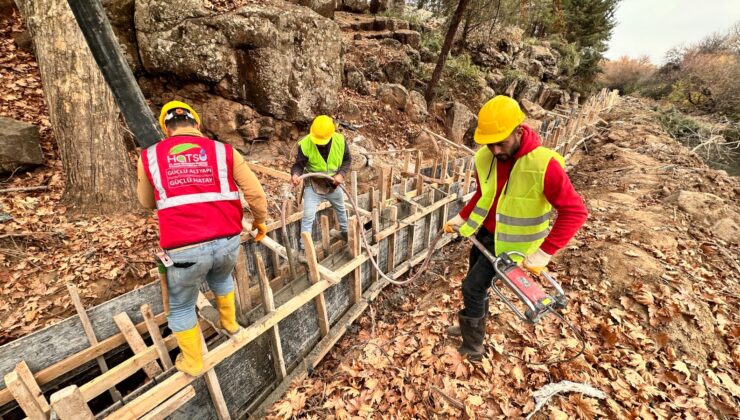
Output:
top-left (291, 115), bottom-right (352, 255)
top-left (443, 95), bottom-right (588, 361)
top-left (136, 100), bottom-right (269, 376)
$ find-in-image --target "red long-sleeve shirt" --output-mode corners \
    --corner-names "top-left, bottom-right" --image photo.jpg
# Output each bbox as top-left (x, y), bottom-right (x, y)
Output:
top-left (459, 125), bottom-right (588, 255)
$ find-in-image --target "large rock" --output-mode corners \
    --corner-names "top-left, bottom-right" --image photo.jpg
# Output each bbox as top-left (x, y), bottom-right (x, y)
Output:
top-left (344, 64), bottom-right (369, 95)
top-left (711, 218), bottom-right (740, 245)
top-left (0, 117), bottom-right (43, 173)
top-left (370, 0), bottom-right (404, 13)
top-left (342, 0), bottom-right (368, 12)
top-left (404, 90), bottom-right (428, 123)
top-left (529, 44), bottom-right (557, 66)
top-left (297, 0), bottom-right (335, 18)
top-left (377, 83), bottom-right (408, 110)
top-left (445, 102), bottom-right (476, 144)
top-left (187, 95), bottom-right (256, 146)
top-left (392, 30), bottom-right (421, 50)
top-left (135, 0), bottom-right (342, 122)
top-left (669, 190), bottom-right (740, 227)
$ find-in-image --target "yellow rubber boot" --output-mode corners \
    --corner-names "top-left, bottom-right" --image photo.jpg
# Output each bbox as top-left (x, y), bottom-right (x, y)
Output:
top-left (173, 326), bottom-right (203, 376)
top-left (215, 291), bottom-right (240, 334)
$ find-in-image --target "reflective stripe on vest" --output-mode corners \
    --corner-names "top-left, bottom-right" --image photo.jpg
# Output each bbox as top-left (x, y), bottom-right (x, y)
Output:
top-left (459, 145), bottom-right (564, 259)
top-left (147, 141), bottom-right (238, 210)
top-left (299, 133), bottom-right (346, 175)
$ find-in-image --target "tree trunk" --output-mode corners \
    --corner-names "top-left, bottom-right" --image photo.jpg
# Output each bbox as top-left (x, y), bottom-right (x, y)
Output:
top-left (15, 0), bottom-right (137, 215)
top-left (424, 0), bottom-right (471, 103)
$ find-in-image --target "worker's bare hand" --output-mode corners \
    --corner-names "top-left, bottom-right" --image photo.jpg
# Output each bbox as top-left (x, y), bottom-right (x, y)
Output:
top-left (291, 174), bottom-right (300, 187)
top-left (333, 174), bottom-right (345, 185)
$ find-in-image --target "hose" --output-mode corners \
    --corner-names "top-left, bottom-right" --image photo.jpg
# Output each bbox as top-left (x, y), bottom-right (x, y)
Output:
top-left (284, 173), bottom-right (585, 364)
top-left (284, 173), bottom-right (447, 286)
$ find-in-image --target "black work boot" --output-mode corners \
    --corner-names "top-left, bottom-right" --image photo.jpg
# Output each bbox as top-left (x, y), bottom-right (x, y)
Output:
top-left (447, 299), bottom-right (489, 337)
top-left (457, 311), bottom-right (486, 361)
top-left (341, 231), bottom-right (349, 243)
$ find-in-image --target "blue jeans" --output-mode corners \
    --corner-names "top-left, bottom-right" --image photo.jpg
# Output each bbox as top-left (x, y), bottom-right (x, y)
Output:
top-left (300, 184), bottom-right (348, 244)
top-left (165, 235), bottom-right (241, 332)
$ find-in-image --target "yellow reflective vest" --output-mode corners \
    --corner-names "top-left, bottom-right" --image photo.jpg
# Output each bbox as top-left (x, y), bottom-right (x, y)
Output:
top-left (299, 133), bottom-right (346, 176)
top-left (458, 145), bottom-right (565, 260)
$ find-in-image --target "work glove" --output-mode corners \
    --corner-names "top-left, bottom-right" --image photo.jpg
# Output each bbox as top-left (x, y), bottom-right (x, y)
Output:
top-left (252, 221), bottom-right (267, 242)
top-left (443, 214), bottom-right (465, 234)
top-left (333, 173), bottom-right (345, 186)
top-left (291, 174), bottom-right (301, 187)
top-left (522, 248), bottom-right (551, 276)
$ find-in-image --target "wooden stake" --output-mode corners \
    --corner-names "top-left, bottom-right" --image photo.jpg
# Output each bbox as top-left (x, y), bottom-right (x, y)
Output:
top-left (387, 206), bottom-right (398, 273)
top-left (140, 304), bottom-right (173, 369)
top-left (66, 283), bottom-right (123, 402)
top-left (368, 186), bottom-right (376, 213)
top-left (254, 251), bottom-right (287, 379)
top-left (50, 386), bottom-right (93, 420)
top-left (199, 334), bottom-right (231, 420)
top-left (4, 369), bottom-right (48, 419)
top-left (140, 386), bottom-right (196, 420)
top-left (233, 246), bottom-right (252, 315)
top-left (320, 215), bottom-right (331, 259)
top-left (113, 313), bottom-right (163, 379)
top-left (301, 232), bottom-right (330, 337)
top-left (350, 170), bottom-right (359, 213)
top-left (441, 150), bottom-right (449, 180)
top-left (415, 150), bottom-right (422, 175)
top-left (347, 216), bottom-right (362, 304)
top-left (416, 174), bottom-right (424, 196)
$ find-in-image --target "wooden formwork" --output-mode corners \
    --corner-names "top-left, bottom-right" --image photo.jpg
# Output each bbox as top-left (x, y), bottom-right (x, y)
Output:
top-left (0, 158), bottom-right (475, 420)
top-left (0, 91), bottom-right (620, 419)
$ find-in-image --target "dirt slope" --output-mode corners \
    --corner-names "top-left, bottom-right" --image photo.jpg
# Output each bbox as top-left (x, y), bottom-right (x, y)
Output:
top-left (267, 98), bottom-right (740, 419)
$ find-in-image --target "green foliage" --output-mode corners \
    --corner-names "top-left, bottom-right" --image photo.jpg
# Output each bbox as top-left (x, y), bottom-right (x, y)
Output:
top-left (377, 9), bottom-right (425, 26)
top-left (421, 30), bottom-right (442, 54)
top-left (549, 35), bottom-right (580, 77)
top-left (656, 106), bottom-right (703, 140)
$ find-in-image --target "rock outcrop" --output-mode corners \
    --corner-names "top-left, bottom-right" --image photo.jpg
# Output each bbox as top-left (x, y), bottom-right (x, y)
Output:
top-left (0, 117), bottom-right (43, 173)
top-left (444, 102), bottom-right (476, 144)
top-left (135, 0), bottom-right (342, 122)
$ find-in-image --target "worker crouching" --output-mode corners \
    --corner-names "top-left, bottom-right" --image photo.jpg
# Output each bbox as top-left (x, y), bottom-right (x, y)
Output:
top-left (444, 96), bottom-right (588, 361)
top-left (291, 115), bottom-right (352, 253)
top-left (137, 101), bottom-right (269, 376)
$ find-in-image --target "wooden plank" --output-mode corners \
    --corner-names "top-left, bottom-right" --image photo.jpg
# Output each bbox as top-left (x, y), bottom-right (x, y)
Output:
top-left (416, 173), bottom-right (424, 196)
top-left (140, 304), bottom-right (173, 370)
top-left (140, 386), bottom-right (196, 420)
top-left (50, 386), bottom-right (94, 420)
top-left (387, 206), bottom-right (398, 273)
top-left (245, 162), bottom-right (291, 181)
top-left (13, 360), bottom-right (49, 416)
top-left (199, 335), bottom-right (231, 420)
top-left (113, 313), bottom-right (163, 379)
top-left (4, 371), bottom-right (47, 419)
top-left (254, 252), bottom-right (287, 380)
top-left (266, 231), bottom-right (283, 281)
top-left (368, 186), bottom-right (376, 213)
top-left (104, 276), bottom-right (335, 419)
top-left (0, 309), bottom-right (168, 407)
top-left (65, 283), bottom-right (123, 403)
top-left (320, 215), bottom-right (330, 259)
top-left (348, 216), bottom-right (362, 305)
top-left (259, 235), bottom-right (341, 284)
top-left (350, 170), bottom-right (359, 214)
top-left (233, 246), bottom-right (252, 314)
top-left (378, 166), bottom-right (389, 207)
top-left (301, 232), bottom-right (330, 338)
top-left (415, 150), bottom-right (422, 175)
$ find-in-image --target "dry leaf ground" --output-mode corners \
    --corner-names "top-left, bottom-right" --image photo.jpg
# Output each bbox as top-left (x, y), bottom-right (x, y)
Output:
top-left (267, 98), bottom-right (740, 419)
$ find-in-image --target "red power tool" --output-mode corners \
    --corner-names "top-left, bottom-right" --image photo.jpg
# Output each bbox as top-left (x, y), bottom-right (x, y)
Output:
top-left (468, 235), bottom-right (568, 324)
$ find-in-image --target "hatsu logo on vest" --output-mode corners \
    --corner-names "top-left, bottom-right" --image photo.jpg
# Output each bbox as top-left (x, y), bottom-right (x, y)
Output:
top-left (165, 143), bottom-right (215, 188)
top-left (166, 143), bottom-right (208, 165)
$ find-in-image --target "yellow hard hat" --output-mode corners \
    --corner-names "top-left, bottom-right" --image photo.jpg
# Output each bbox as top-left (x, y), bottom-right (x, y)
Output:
top-left (474, 96), bottom-right (526, 144)
top-left (309, 115), bottom-right (335, 146)
top-left (159, 100), bottom-right (201, 132)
